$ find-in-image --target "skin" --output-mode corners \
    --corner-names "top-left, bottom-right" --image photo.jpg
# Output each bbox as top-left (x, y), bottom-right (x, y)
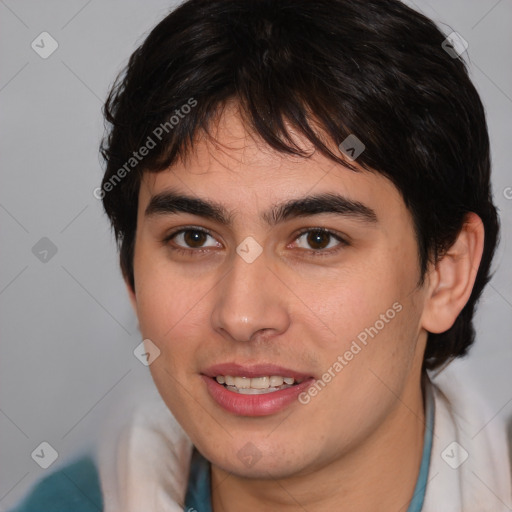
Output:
top-left (127, 101), bottom-right (484, 511)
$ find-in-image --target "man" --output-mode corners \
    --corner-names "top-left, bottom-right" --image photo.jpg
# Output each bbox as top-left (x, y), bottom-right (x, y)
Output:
top-left (9, 0), bottom-right (511, 510)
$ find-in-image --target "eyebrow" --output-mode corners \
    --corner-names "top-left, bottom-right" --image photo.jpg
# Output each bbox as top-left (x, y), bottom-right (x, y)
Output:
top-left (145, 188), bottom-right (378, 226)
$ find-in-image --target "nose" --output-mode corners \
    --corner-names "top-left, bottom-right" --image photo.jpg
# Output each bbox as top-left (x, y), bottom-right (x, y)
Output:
top-left (210, 247), bottom-right (290, 343)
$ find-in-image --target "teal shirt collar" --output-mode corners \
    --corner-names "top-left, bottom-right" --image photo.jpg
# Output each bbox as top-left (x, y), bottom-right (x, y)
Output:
top-left (405, 375), bottom-right (435, 512)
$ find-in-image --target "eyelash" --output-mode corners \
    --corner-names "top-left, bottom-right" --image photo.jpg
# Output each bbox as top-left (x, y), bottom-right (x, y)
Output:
top-left (162, 226), bottom-right (349, 258)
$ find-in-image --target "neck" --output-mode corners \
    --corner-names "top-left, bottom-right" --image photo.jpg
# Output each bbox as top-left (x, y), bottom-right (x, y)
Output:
top-left (211, 373), bottom-right (426, 512)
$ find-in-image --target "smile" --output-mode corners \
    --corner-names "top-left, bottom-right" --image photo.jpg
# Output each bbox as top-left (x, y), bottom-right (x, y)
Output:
top-left (215, 375), bottom-right (299, 394)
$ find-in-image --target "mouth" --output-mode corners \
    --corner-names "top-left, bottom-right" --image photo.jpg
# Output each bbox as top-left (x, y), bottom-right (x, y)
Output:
top-left (214, 375), bottom-right (303, 394)
top-left (201, 363), bottom-right (314, 416)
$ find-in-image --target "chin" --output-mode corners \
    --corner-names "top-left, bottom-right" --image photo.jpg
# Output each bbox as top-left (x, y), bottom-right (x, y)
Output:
top-left (199, 438), bottom-right (318, 480)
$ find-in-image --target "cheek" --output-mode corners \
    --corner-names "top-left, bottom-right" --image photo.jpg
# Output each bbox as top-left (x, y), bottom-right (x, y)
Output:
top-left (133, 240), bottom-right (203, 339)
top-left (307, 246), bottom-right (423, 399)
top-left (306, 258), bottom-right (411, 350)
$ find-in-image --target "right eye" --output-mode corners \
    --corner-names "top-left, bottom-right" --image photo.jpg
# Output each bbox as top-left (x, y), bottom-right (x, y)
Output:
top-left (163, 227), bottom-right (222, 255)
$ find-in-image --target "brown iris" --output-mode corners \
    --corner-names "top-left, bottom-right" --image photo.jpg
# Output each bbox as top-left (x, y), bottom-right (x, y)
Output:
top-left (305, 230), bottom-right (331, 250)
top-left (183, 230), bottom-right (208, 248)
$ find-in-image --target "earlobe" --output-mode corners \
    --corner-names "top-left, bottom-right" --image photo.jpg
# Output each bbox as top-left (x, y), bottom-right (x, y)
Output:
top-left (421, 212), bottom-right (485, 334)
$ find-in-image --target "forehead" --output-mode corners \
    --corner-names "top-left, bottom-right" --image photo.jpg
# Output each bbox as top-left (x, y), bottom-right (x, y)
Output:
top-left (138, 102), bottom-right (405, 223)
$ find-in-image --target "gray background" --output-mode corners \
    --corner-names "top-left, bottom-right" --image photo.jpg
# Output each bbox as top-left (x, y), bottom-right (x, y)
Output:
top-left (1, 0), bottom-right (511, 509)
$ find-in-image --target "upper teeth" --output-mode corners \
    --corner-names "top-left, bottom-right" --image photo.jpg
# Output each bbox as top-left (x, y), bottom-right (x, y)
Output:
top-left (216, 375), bottom-right (295, 389)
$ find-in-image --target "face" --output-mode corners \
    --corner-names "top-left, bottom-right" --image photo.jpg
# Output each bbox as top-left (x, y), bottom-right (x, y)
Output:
top-left (129, 102), bottom-right (429, 479)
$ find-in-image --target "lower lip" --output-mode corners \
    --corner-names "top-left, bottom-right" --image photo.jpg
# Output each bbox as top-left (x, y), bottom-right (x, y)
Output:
top-left (202, 375), bottom-right (314, 416)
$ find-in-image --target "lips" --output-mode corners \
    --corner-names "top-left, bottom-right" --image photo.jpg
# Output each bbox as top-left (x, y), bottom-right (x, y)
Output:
top-left (201, 362), bottom-right (315, 416)
top-left (201, 362), bottom-right (312, 382)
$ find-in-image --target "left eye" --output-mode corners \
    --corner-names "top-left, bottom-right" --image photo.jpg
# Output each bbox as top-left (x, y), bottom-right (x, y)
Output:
top-left (293, 229), bottom-right (345, 251)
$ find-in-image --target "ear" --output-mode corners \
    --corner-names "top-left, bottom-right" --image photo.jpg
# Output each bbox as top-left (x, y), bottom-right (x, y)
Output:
top-left (421, 212), bottom-right (485, 334)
